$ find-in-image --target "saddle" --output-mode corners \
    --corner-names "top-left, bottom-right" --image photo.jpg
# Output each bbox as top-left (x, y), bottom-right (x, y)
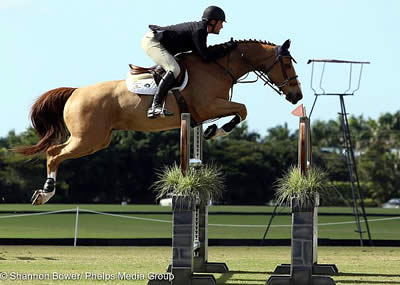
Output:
top-left (126, 60), bottom-right (193, 124)
top-left (128, 60), bottom-right (186, 88)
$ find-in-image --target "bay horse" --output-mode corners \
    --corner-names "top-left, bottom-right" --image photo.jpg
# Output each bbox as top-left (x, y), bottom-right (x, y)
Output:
top-left (14, 39), bottom-right (302, 205)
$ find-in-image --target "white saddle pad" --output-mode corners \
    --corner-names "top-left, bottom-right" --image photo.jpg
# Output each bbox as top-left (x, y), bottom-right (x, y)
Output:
top-left (126, 71), bottom-right (188, 95)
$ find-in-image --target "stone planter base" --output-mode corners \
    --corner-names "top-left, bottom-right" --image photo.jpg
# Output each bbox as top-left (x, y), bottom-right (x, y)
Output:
top-left (167, 262), bottom-right (228, 274)
top-left (148, 196), bottom-right (220, 285)
top-left (194, 262), bottom-right (229, 273)
top-left (166, 203), bottom-right (228, 274)
top-left (273, 263), bottom-right (339, 275)
top-left (267, 274), bottom-right (335, 285)
top-left (267, 197), bottom-right (336, 285)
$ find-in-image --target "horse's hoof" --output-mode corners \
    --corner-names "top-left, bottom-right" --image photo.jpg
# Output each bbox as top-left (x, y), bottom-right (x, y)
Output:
top-left (204, 124), bottom-right (217, 140)
top-left (31, 190), bottom-right (44, 205)
top-left (31, 189), bottom-right (55, 206)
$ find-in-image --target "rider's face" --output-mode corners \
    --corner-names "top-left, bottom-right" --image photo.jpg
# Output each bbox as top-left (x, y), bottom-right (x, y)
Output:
top-left (213, 20), bottom-right (223, 34)
top-left (208, 20), bottom-right (223, 34)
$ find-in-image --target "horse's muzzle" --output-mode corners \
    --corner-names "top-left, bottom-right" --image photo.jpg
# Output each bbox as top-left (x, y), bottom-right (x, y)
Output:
top-left (286, 90), bottom-right (303, 105)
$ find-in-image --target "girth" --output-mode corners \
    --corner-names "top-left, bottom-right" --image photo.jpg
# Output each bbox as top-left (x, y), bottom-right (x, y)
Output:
top-left (171, 89), bottom-right (199, 128)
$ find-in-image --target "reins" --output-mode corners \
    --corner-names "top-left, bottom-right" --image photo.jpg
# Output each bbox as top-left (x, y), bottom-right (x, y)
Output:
top-left (213, 60), bottom-right (237, 85)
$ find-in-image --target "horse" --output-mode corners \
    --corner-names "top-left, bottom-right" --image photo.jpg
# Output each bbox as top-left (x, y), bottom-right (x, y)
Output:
top-left (14, 39), bottom-right (302, 205)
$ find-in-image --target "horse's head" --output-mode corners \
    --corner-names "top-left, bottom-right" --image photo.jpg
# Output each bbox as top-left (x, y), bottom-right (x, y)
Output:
top-left (255, 39), bottom-right (303, 104)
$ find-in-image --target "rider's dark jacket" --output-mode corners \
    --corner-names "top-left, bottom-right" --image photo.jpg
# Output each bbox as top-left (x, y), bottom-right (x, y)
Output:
top-left (149, 21), bottom-right (225, 61)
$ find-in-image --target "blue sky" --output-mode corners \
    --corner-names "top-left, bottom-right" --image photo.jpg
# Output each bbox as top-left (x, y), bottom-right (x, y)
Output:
top-left (1, 0), bottom-right (399, 138)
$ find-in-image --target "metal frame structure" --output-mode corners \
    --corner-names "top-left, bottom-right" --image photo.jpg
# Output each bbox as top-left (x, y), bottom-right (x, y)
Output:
top-left (175, 114), bottom-right (229, 274)
top-left (151, 114), bottom-right (228, 285)
top-left (267, 109), bottom-right (336, 285)
top-left (308, 59), bottom-right (372, 246)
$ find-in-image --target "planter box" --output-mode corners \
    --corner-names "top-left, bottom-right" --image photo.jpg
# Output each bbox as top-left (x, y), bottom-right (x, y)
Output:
top-left (267, 195), bottom-right (336, 285)
top-left (149, 195), bottom-right (216, 285)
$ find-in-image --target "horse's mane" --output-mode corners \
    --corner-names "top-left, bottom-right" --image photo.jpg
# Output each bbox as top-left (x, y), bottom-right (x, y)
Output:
top-left (177, 39), bottom-right (276, 60)
top-left (209, 39), bottom-right (277, 49)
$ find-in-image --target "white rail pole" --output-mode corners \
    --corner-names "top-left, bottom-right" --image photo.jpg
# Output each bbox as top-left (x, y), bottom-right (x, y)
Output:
top-left (73, 206), bottom-right (79, 247)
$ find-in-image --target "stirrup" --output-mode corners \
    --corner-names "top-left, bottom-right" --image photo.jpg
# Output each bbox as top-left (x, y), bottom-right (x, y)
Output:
top-left (147, 103), bottom-right (173, 119)
top-left (147, 108), bottom-right (174, 119)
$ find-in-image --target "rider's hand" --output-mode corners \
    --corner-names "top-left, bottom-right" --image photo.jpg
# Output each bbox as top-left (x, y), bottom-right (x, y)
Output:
top-left (225, 41), bottom-right (237, 52)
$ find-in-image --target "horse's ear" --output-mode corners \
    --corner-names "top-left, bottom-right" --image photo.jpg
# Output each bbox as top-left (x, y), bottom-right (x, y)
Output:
top-left (282, 39), bottom-right (291, 51)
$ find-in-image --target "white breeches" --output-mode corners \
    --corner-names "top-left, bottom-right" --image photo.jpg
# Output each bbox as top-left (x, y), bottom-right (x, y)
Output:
top-left (141, 31), bottom-right (181, 79)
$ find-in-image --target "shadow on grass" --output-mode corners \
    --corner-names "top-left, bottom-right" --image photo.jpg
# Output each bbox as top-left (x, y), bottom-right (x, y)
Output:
top-left (336, 281), bottom-right (400, 284)
top-left (16, 256), bottom-right (36, 260)
top-left (215, 270), bottom-right (400, 285)
top-left (323, 271), bottom-right (400, 285)
top-left (337, 272), bottom-right (400, 278)
top-left (216, 270), bottom-right (272, 285)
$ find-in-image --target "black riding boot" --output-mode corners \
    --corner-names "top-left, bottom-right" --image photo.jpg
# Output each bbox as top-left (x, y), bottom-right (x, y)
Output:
top-left (147, 71), bottom-right (175, 119)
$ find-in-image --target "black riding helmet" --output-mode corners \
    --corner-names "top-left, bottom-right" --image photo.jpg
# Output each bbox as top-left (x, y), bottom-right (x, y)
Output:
top-left (202, 6), bottom-right (226, 22)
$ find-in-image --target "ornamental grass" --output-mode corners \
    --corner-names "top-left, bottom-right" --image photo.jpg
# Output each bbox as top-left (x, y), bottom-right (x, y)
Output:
top-left (152, 163), bottom-right (225, 205)
top-left (275, 165), bottom-right (330, 209)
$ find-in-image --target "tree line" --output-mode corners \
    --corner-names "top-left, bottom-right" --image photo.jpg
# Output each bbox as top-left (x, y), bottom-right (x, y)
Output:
top-left (0, 111), bottom-right (399, 206)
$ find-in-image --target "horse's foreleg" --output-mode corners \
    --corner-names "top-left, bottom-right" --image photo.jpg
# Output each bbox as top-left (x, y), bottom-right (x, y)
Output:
top-left (204, 114), bottom-right (242, 140)
top-left (204, 99), bottom-right (247, 140)
top-left (221, 113), bottom-right (243, 133)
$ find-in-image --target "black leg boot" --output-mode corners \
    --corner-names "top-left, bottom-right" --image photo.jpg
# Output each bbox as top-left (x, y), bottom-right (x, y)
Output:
top-left (147, 71), bottom-right (175, 119)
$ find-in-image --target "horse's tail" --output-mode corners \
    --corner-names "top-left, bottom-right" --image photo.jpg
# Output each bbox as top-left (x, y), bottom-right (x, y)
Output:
top-left (13, 87), bottom-right (77, 155)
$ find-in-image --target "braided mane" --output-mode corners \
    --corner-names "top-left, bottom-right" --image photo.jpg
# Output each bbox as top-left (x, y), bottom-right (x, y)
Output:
top-left (209, 39), bottom-right (276, 49)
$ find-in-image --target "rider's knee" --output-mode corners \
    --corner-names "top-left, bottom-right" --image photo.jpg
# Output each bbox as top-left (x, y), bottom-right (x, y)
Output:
top-left (240, 105), bottom-right (248, 120)
top-left (169, 63), bottom-right (181, 79)
top-left (141, 31), bottom-right (155, 50)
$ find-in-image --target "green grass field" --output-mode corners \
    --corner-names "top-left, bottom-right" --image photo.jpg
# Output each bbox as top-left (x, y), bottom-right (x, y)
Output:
top-left (1, 205), bottom-right (399, 284)
top-left (0, 204), bottom-right (399, 240)
top-left (0, 246), bottom-right (399, 284)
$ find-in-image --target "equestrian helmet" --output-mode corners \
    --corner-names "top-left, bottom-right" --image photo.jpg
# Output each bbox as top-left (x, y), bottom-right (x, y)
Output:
top-left (202, 6), bottom-right (226, 22)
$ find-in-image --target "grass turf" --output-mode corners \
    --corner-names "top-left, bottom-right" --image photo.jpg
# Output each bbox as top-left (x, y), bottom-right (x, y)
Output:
top-left (0, 246), bottom-right (399, 284)
top-left (0, 204), bottom-right (399, 240)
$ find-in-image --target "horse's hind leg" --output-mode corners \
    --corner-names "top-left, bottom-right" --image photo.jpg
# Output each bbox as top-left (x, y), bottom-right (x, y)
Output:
top-left (31, 141), bottom-right (69, 205)
top-left (32, 131), bottom-right (112, 205)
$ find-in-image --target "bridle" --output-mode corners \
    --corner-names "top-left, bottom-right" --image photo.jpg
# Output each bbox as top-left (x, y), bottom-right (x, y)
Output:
top-left (239, 46), bottom-right (299, 95)
top-left (206, 43), bottom-right (299, 125)
top-left (214, 45), bottom-right (299, 96)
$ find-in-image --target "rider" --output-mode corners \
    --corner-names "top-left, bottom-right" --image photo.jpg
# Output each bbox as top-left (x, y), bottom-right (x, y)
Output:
top-left (142, 5), bottom-right (237, 119)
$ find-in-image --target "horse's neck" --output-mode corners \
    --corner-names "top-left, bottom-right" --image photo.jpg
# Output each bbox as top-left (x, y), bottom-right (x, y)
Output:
top-left (231, 43), bottom-right (276, 79)
top-left (181, 43), bottom-right (276, 85)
